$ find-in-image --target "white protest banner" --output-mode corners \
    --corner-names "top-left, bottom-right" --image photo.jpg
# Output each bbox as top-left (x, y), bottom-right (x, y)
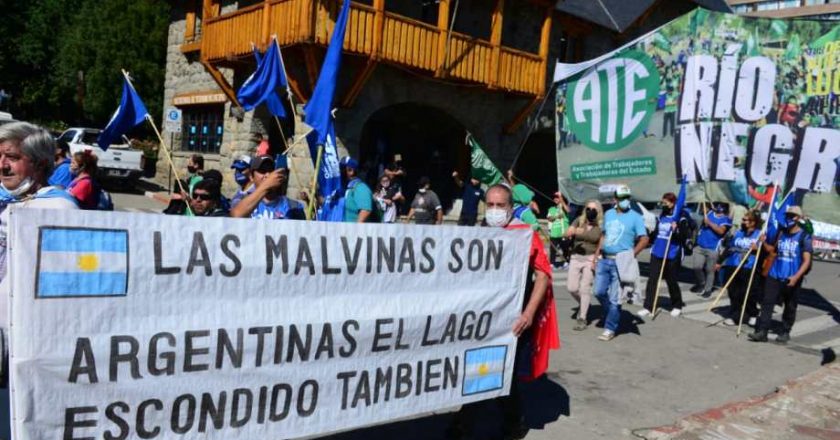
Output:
top-left (8, 208), bottom-right (531, 440)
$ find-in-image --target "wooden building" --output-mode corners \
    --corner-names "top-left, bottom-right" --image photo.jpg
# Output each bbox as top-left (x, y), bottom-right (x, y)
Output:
top-left (160, 0), bottom-right (728, 207)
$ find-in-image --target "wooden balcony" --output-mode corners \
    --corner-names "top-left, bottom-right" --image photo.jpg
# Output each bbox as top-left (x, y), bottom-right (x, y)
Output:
top-left (195, 0), bottom-right (551, 101)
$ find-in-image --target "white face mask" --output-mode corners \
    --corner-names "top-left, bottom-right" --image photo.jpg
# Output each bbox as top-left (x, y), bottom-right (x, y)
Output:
top-left (485, 207), bottom-right (511, 227)
top-left (418, 188), bottom-right (427, 193)
top-left (1, 177), bottom-right (35, 198)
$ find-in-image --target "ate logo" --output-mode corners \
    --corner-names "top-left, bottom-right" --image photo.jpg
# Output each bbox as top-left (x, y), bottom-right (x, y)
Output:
top-left (566, 50), bottom-right (660, 152)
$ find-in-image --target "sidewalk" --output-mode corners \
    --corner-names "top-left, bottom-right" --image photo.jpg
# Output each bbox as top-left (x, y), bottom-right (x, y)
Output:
top-left (636, 362), bottom-right (840, 440)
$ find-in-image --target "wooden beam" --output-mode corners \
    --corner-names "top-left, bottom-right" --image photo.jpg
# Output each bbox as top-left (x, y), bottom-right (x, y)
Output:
top-left (489, 0), bottom-right (505, 88)
top-left (341, 60), bottom-right (377, 107)
top-left (286, 72), bottom-right (308, 104)
top-left (371, 0), bottom-right (385, 60)
top-left (537, 6), bottom-right (553, 95)
top-left (184, 0), bottom-right (197, 42)
top-left (303, 46), bottom-right (320, 90)
top-left (200, 60), bottom-right (243, 109)
top-left (503, 96), bottom-right (540, 134)
top-left (202, 0), bottom-right (219, 21)
top-left (435, 0), bottom-right (450, 77)
top-left (260, 1), bottom-right (272, 47)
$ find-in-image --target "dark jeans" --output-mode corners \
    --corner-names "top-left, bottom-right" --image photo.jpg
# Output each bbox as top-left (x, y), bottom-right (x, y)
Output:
top-left (757, 276), bottom-right (801, 333)
top-left (662, 111), bottom-right (675, 137)
top-left (458, 212), bottom-right (477, 226)
top-left (644, 256), bottom-right (684, 310)
top-left (723, 266), bottom-right (759, 320)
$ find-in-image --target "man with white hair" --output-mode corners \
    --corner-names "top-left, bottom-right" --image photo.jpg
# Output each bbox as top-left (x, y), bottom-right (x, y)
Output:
top-left (0, 122), bottom-right (77, 437)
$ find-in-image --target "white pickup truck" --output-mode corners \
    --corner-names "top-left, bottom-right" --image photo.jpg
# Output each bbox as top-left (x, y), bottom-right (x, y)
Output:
top-left (58, 128), bottom-right (144, 183)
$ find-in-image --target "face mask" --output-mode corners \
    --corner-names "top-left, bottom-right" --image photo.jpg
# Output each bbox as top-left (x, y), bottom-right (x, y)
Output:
top-left (187, 165), bottom-right (197, 174)
top-left (485, 207), bottom-right (511, 227)
top-left (618, 199), bottom-right (631, 210)
top-left (234, 171), bottom-right (248, 186)
top-left (418, 188), bottom-right (427, 194)
top-left (1, 177), bottom-right (35, 198)
top-left (662, 204), bottom-right (673, 215)
top-left (585, 208), bottom-right (597, 222)
top-left (784, 217), bottom-right (798, 229)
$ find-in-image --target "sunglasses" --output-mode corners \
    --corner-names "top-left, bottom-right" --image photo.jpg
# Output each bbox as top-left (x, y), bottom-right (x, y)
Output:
top-left (192, 192), bottom-right (214, 201)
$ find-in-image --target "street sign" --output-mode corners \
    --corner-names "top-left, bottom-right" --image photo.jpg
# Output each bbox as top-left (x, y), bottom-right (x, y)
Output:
top-left (164, 107), bottom-right (182, 133)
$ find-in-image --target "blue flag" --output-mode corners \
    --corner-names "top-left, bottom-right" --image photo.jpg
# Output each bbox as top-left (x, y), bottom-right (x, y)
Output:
top-left (767, 191), bottom-right (793, 242)
top-left (237, 41), bottom-right (288, 116)
top-left (248, 42), bottom-right (288, 118)
top-left (304, 0), bottom-right (350, 221)
top-left (97, 78), bottom-right (148, 150)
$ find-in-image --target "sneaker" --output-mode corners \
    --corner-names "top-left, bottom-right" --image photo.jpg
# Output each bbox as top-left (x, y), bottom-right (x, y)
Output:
top-left (690, 285), bottom-right (704, 293)
top-left (723, 318), bottom-right (736, 326)
top-left (561, 262), bottom-right (569, 270)
top-left (701, 289), bottom-right (713, 298)
top-left (775, 332), bottom-right (790, 344)
top-left (636, 308), bottom-right (652, 318)
top-left (670, 308), bottom-right (682, 317)
top-left (748, 317), bottom-right (757, 326)
top-left (748, 330), bottom-right (768, 342)
top-left (598, 330), bottom-right (615, 341)
top-left (573, 318), bottom-right (588, 331)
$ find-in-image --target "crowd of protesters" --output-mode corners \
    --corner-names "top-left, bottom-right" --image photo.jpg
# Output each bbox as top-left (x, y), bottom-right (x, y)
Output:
top-left (0, 120), bottom-right (815, 439)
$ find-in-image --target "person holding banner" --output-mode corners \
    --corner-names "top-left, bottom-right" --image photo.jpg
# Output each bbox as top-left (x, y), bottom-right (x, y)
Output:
top-left (638, 187), bottom-right (687, 318)
top-left (692, 203), bottom-right (733, 296)
top-left (714, 209), bottom-right (763, 326)
top-left (749, 206), bottom-right (812, 344)
top-left (448, 184), bottom-right (557, 439)
top-left (593, 185), bottom-right (649, 341)
top-left (0, 122), bottom-right (78, 283)
top-left (229, 155), bottom-right (305, 220)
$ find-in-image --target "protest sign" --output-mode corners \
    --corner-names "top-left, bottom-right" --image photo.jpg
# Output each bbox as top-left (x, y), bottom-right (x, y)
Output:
top-left (555, 10), bottom-right (840, 224)
top-left (7, 208), bottom-right (531, 439)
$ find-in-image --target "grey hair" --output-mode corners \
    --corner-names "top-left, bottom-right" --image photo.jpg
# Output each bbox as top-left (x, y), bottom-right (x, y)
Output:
top-left (0, 122), bottom-right (57, 176)
top-left (486, 183), bottom-right (513, 206)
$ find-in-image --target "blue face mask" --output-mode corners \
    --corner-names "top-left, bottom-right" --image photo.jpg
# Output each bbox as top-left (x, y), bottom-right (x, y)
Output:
top-left (234, 171), bottom-right (248, 186)
top-left (618, 199), bottom-right (631, 210)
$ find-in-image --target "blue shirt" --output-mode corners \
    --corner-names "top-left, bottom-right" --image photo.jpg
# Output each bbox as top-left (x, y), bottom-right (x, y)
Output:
top-left (651, 218), bottom-right (680, 260)
top-left (251, 196), bottom-right (305, 220)
top-left (769, 229), bottom-right (812, 281)
top-left (48, 159), bottom-right (75, 188)
top-left (343, 178), bottom-right (373, 222)
top-left (696, 212), bottom-right (732, 250)
top-left (602, 208), bottom-right (647, 255)
top-left (723, 228), bottom-right (761, 269)
top-left (230, 184), bottom-right (255, 208)
top-left (460, 182), bottom-right (484, 216)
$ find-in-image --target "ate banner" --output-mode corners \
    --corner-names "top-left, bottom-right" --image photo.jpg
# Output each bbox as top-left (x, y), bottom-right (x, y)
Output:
top-left (7, 208), bottom-right (531, 439)
top-left (554, 9), bottom-right (840, 224)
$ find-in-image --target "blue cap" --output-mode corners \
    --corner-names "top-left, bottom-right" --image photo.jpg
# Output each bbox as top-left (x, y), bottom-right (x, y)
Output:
top-left (230, 154), bottom-right (251, 170)
top-left (340, 156), bottom-right (359, 170)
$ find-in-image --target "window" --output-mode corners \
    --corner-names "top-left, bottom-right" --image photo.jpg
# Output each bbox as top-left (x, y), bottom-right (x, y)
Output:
top-left (181, 105), bottom-right (224, 154)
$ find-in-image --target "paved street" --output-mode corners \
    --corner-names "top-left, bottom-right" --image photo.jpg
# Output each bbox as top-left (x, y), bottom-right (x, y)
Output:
top-left (112, 190), bottom-right (838, 439)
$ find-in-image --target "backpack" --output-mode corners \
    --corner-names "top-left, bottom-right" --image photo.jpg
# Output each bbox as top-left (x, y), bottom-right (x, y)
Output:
top-left (96, 188), bottom-right (114, 211)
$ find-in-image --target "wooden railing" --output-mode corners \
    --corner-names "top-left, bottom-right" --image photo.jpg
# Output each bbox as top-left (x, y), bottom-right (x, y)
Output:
top-left (200, 0), bottom-right (546, 97)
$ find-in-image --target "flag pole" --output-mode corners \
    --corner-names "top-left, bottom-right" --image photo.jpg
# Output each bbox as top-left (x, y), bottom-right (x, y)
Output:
top-left (274, 36), bottom-right (299, 120)
top-left (650, 231), bottom-right (673, 320)
top-left (706, 250), bottom-right (751, 313)
top-left (121, 70), bottom-right (192, 214)
top-left (307, 145), bottom-right (324, 220)
top-left (736, 185), bottom-right (786, 337)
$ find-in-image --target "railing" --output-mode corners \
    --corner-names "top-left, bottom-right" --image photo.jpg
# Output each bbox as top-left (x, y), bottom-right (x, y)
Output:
top-left (199, 0), bottom-right (545, 96)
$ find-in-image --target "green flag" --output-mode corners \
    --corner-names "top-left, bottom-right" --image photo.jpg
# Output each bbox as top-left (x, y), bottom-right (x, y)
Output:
top-left (770, 20), bottom-right (788, 38)
top-left (784, 34), bottom-right (801, 60)
top-left (811, 24), bottom-right (840, 50)
top-left (467, 133), bottom-right (503, 186)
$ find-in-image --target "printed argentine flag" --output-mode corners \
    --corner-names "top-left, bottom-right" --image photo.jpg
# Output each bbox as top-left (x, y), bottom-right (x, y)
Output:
top-left (36, 228), bottom-right (129, 298)
top-left (463, 345), bottom-right (507, 395)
